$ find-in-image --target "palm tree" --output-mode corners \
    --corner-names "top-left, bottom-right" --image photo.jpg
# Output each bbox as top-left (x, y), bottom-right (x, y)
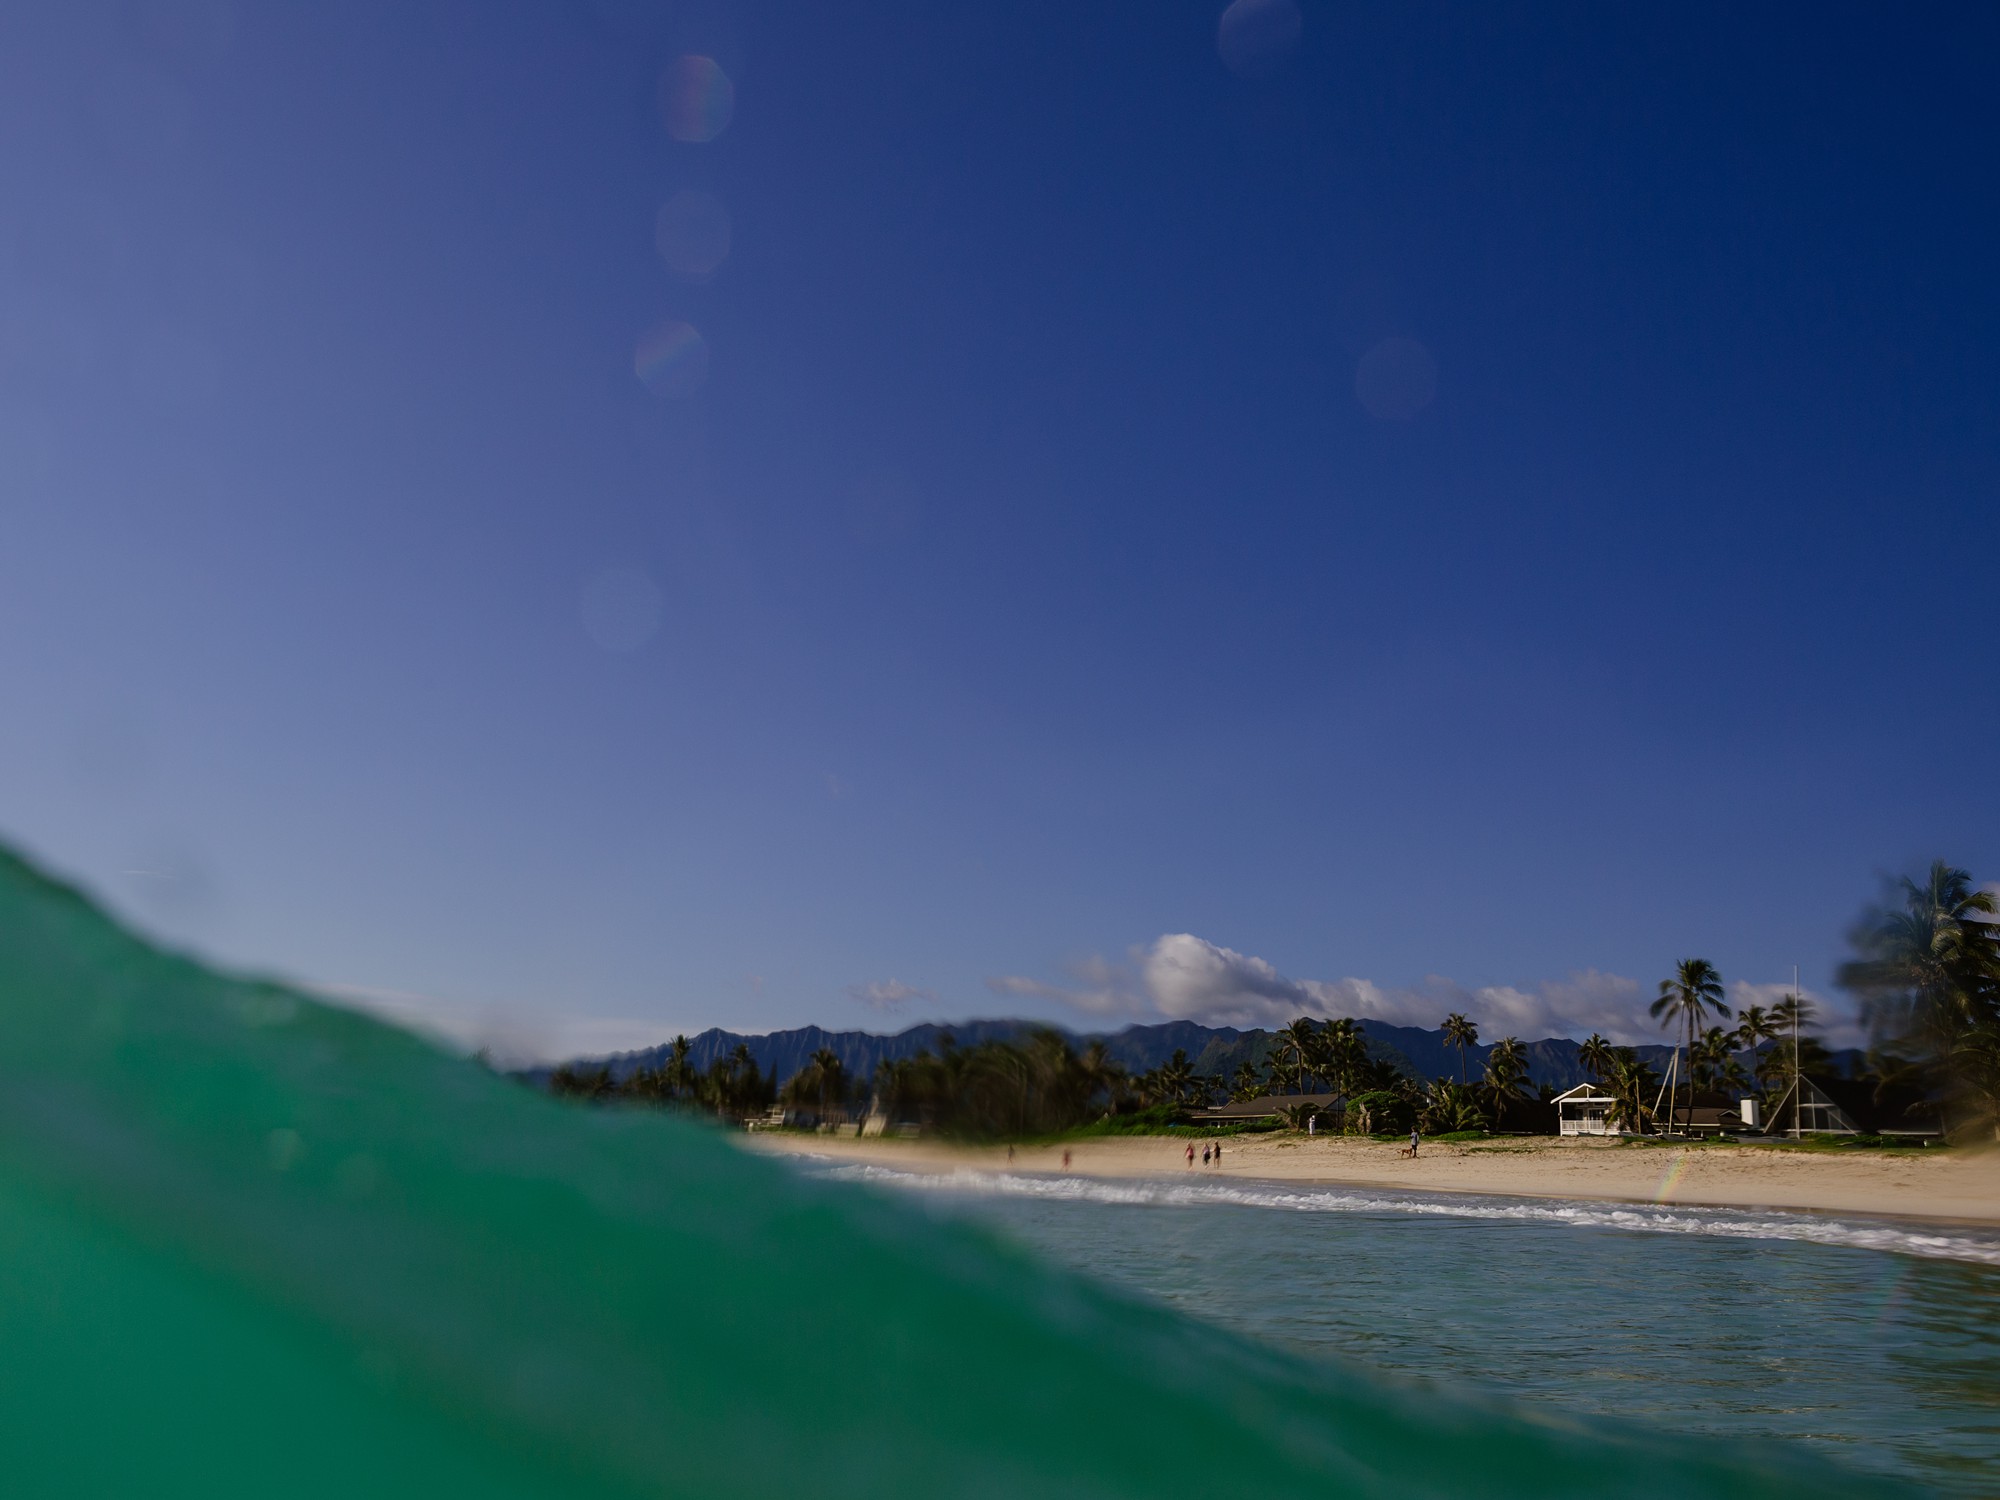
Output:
top-left (1602, 1049), bottom-right (1658, 1134)
top-left (1442, 1012), bottom-right (1479, 1084)
top-left (1577, 1033), bottom-right (1615, 1084)
top-left (1076, 1040), bottom-right (1127, 1113)
top-left (1152, 1049), bottom-right (1197, 1107)
top-left (808, 1046), bottom-right (848, 1118)
top-left (1228, 1060), bottom-right (1266, 1102)
top-left (1731, 1005), bottom-right (1773, 1088)
top-left (1770, 992), bottom-right (1815, 1035)
top-left (666, 1034), bottom-right (696, 1099)
top-left (1319, 1017), bottom-right (1366, 1096)
top-left (1840, 862), bottom-right (2000, 1132)
top-left (1691, 1025), bottom-right (1736, 1091)
top-left (1276, 1019), bottom-right (1321, 1091)
top-left (1752, 1004), bottom-right (1829, 1099)
top-left (708, 1042), bottom-right (769, 1121)
top-left (1422, 1079), bottom-right (1486, 1134)
top-left (1650, 959), bottom-right (1729, 1135)
top-left (1481, 1037), bottom-right (1529, 1125)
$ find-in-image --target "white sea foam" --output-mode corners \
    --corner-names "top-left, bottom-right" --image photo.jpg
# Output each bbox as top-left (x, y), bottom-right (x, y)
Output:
top-left (808, 1162), bottom-right (2000, 1268)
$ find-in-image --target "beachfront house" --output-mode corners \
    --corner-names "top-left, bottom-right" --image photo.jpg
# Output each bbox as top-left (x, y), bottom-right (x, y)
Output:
top-left (1762, 1075), bottom-right (1945, 1140)
top-left (1675, 1095), bottom-right (1754, 1136)
top-left (1554, 1085), bottom-right (1756, 1137)
top-left (1553, 1083), bottom-right (1617, 1135)
top-left (1188, 1092), bottom-right (1341, 1129)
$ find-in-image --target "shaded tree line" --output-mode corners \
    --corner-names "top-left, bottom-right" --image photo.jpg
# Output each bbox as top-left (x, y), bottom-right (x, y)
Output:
top-left (548, 1034), bottom-right (775, 1119)
top-left (544, 1016), bottom-right (1539, 1136)
top-left (1841, 861), bottom-right (2000, 1137)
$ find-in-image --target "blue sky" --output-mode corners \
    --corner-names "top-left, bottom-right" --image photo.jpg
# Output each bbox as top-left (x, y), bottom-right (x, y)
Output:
top-left (2, 1), bottom-right (1993, 1057)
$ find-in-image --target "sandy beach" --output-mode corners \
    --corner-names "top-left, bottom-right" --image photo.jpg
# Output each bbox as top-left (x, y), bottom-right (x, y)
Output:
top-left (746, 1131), bottom-right (2000, 1227)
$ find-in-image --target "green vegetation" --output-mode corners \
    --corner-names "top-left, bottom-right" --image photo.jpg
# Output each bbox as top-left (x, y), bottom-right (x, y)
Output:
top-left (1649, 958), bottom-right (1730, 1134)
top-left (545, 1018), bottom-right (1608, 1143)
top-left (549, 1034), bottom-right (775, 1118)
top-left (545, 856), bottom-right (1997, 1147)
top-left (1442, 1012), bottom-right (1479, 1084)
top-left (1838, 860), bottom-right (2000, 1138)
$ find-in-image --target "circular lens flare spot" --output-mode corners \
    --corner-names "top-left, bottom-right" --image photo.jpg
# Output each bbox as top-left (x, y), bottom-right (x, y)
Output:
top-left (1355, 337), bottom-right (1437, 421)
top-left (654, 190), bottom-right (731, 280)
top-left (658, 55), bottom-right (735, 143)
top-left (632, 319), bottom-right (709, 398)
top-left (1218, 0), bottom-right (1302, 79)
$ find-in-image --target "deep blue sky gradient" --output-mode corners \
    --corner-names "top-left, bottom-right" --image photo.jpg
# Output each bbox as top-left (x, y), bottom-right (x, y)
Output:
top-left (2, 1), bottom-right (1993, 1052)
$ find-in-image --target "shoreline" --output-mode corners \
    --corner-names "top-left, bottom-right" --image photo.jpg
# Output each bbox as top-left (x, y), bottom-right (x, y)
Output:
top-left (744, 1131), bottom-right (2000, 1229)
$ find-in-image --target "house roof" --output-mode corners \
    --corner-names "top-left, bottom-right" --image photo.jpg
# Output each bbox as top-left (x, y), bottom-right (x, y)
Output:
top-left (1553, 1084), bottom-right (1613, 1104)
top-left (1681, 1106), bottom-right (1745, 1127)
top-left (1192, 1092), bottom-right (1341, 1120)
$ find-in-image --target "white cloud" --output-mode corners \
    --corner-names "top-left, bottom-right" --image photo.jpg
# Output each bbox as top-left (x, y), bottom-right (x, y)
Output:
top-left (845, 978), bottom-right (936, 1013)
top-left (1140, 934), bottom-right (1312, 1026)
top-left (986, 957), bottom-right (1148, 1016)
top-left (1727, 979), bottom-right (1863, 1050)
top-left (993, 934), bottom-right (1847, 1045)
top-left (1447, 970), bottom-right (1648, 1043)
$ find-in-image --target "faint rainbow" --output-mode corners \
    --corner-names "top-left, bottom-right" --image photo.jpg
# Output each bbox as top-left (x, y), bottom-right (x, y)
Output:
top-left (1652, 1152), bottom-right (1690, 1204)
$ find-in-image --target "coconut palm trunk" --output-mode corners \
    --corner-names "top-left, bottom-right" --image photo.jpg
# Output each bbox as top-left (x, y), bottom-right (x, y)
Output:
top-left (1651, 960), bottom-right (1728, 1138)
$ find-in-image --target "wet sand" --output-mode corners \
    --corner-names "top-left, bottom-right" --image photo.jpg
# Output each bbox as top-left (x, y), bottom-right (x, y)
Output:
top-left (745, 1130), bottom-right (2000, 1226)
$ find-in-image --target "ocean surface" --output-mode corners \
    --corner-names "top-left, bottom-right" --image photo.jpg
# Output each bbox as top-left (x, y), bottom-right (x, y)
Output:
top-left (4, 842), bottom-right (1897, 1498)
top-left (0, 848), bottom-right (1936, 1500)
top-left (815, 1162), bottom-right (2000, 1495)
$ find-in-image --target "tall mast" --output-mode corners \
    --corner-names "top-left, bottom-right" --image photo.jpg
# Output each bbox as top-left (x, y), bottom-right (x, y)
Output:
top-left (1800, 968), bottom-right (1816, 1144)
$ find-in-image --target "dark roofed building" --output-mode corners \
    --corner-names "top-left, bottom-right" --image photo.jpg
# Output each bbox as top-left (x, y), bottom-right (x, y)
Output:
top-left (1188, 1092), bottom-right (1340, 1126)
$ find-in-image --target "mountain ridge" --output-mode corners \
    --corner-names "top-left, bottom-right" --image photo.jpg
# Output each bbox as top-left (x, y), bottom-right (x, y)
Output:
top-left (563, 1017), bottom-right (1738, 1094)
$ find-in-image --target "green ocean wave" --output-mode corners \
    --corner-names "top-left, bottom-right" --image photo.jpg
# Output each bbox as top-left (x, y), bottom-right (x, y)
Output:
top-left (0, 846), bottom-right (1908, 1497)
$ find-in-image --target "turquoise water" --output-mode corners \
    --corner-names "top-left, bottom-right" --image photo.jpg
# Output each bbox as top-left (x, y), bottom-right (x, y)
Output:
top-left (2, 843), bottom-right (1903, 1497)
top-left (818, 1164), bottom-right (2000, 1494)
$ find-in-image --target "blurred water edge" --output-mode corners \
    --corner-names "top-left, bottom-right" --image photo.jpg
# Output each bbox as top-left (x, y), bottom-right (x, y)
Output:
top-left (0, 844), bottom-right (1901, 1497)
top-left (824, 1164), bottom-right (2000, 1494)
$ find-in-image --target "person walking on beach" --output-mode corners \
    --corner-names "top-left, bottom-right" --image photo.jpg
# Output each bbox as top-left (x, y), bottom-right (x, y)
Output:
top-left (1213, 1140), bottom-right (1222, 1167)
top-left (1201, 1143), bottom-right (1211, 1166)
top-left (1061, 1148), bottom-right (1071, 1170)
top-left (1185, 1142), bottom-right (1196, 1168)
top-left (1409, 1127), bottom-right (1420, 1158)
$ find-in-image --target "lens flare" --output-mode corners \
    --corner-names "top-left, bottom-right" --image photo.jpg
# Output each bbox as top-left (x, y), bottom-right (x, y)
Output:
top-left (653, 190), bottom-right (731, 280)
top-left (1355, 336), bottom-right (1437, 420)
top-left (1218, 0), bottom-right (1303, 79)
top-left (658, 55), bottom-right (735, 143)
top-left (631, 319), bottom-right (708, 399)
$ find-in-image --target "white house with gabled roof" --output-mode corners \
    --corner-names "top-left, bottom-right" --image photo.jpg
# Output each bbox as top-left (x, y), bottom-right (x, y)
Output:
top-left (1552, 1082), bottom-right (1620, 1135)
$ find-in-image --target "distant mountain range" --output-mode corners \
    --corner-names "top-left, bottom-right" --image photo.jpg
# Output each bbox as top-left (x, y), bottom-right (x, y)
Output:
top-left (551, 1017), bottom-right (1858, 1095)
